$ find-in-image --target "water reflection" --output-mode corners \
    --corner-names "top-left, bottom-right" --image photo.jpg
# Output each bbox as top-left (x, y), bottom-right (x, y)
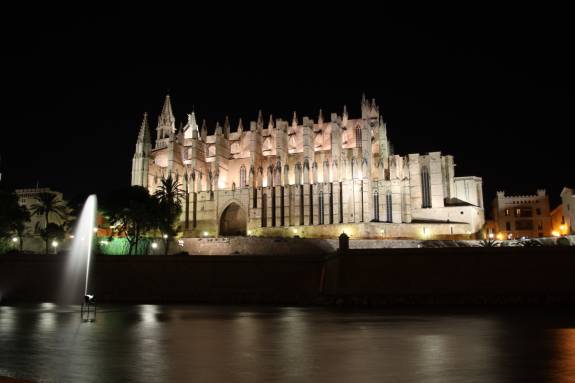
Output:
top-left (1, 305), bottom-right (575, 382)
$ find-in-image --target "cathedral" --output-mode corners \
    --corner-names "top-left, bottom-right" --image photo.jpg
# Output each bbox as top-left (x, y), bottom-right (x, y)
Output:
top-left (131, 94), bottom-right (485, 239)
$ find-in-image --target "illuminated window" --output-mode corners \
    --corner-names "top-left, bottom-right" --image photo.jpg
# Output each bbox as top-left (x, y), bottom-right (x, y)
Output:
top-left (373, 190), bottom-right (380, 221)
top-left (505, 209), bottom-right (510, 216)
top-left (240, 165), bottom-right (246, 188)
top-left (386, 191), bottom-right (393, 222)
top-left (355, 126), bottom-right (362, 148)
top-left (421, 166), bottom-right (431, 208)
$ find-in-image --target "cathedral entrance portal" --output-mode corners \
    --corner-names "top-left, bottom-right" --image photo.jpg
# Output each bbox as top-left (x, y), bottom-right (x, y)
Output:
top-left (219, 203), bottom-right (247, 236)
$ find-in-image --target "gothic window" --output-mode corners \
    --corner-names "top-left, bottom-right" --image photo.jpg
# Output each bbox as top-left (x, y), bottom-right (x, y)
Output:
top-left (421, 166), bottom-right (431, 208)
top-left (289, 135), bottom-right (297, 152)
top-left (386, 190), bottom-right (393, 222)
top-left (231, 142), bottom-right (240, 154)
top-left (299, 186), bottom-right (304, 225)
top-left (355, 126), bottom-right (362, 148)
top-left (240, 165), bottom-right (246, 188)
top-left (314, 133), bottom-right (323, 149)
top-left (261, 193), bottom-right (267, 227)
top-left (373, 190), bottom-right (380, 221)
top-left (263, 137), bottom-right (272, 152)
top-left (208, 145), bottom-right (216, 157)
top-left (319, 191), bottom-right (324, 224)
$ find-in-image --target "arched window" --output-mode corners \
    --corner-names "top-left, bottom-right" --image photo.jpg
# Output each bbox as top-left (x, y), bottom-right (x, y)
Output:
top-left (421, 166), bottom-right (431, 208)
top-left (261, 193), bottom-right (267, 227)
top-left (373, 190), bottom-right (380, 221)
top-left (319, 191), bottom-right (324, 224)
top-left (263, 137), bottom-right (272, 152)
top-left (239, 165), bottom-right (246, 188)
top-left (355, 126), bottom-right (362, 148)
top-left (231, 142), bottom-right (240, 154)
top-left (386, 190), bottom-right (393, 222)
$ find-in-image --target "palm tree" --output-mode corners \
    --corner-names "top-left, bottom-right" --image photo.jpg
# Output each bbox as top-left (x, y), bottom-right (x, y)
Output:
top-left (30, 192), bottom-right (68, 229)
top-left (154, 175), bottom-right (184, 255)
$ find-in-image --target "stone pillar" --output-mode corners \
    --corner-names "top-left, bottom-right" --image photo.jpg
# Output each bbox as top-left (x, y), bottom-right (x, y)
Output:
top-left (275, 186), bottom-right (283, 226)
top-left (266, 187), bottom-right (273, 228)
top-left (429, 152), bottom-right (445, 208)
top-left (408, 154), bottom-right (422, 209)
top-left (353, 180), bottom-right (363, 223)
top-left (391, 179), bottom-right (402, 223)
top-left (333, 182), bottom-right (341, 224)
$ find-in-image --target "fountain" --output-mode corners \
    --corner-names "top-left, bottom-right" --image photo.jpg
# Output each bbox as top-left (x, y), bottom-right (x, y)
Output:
top-left (59, 194), bottom-right (97, 320)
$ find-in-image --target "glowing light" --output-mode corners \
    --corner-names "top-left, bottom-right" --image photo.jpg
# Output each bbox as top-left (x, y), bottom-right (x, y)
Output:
top-left (203, 231), bottom-right (208, 237)
top-left (560, 225), bottom-right (566, 232)
top-left (247, 230), bottom-right (252, 235)
top-left (162, 234), bottom-right (168, 239)
top-left (422, 227), bottom-right (428, 238)
top-left (552, 230), bottom-right (560, 237)
top-left (11, 237), bottom-right (18, 243)
top-left (99, 240), bottom-right (109, 245)
top-left (496, 233), bottom-right (504, 240)
top-left (151, 242), bottom-right (158, 249)
top-left (488, 233), bottom-right (494, 239)
top-left (177, 239), bottom-right (184, 247)
top-left (51, 240), bottom-right (59, 248)
top-left (93, 228), bottom-right (98, 233)
top-left (292, 228), bottom-right (298, 234)
top-left (69, 234), bottom-right (75, 239)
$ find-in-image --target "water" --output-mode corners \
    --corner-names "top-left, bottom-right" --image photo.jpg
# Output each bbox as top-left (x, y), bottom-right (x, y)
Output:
top-left (1, 304), bottom-right (575, 383)
top-left (60, 195), bottom-right (97, 304)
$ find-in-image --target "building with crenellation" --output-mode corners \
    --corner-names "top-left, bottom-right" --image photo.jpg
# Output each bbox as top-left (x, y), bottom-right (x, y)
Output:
top-left (492, 189), bottom-right (551, 239)
top-left (131, 94), bottom-right (485, 239)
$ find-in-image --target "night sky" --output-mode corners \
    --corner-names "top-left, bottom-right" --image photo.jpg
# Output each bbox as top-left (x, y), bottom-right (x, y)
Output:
top-left (1, 9), bottom-right (572, 215)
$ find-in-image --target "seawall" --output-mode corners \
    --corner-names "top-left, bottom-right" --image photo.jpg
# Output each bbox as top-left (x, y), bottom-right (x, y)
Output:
top-left (1, 246), bottom-right (574, 305)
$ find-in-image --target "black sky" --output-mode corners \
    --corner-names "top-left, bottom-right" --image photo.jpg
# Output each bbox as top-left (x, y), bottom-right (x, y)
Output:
top-left (1, 7), bottom-right (573, 213)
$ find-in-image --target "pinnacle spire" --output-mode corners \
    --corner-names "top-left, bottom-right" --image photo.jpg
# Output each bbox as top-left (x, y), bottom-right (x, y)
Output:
top-left (237, 117), bottom-right (244, 132)
top-left (138, 112), bottom-right (151, 143)
top-left (292, 111), bottom-right (298, 126)
top-left (257, 110), bottom-right (264, 125)
top-left (158, 94), bottom-right (175, 133)
top-left (268, 114), bottom-right (274, 129)
top-left (318, 109), bottom-right (324, 124)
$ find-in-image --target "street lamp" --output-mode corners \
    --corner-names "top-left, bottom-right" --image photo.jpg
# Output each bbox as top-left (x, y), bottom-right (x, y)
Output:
top-left (11, 237), bottom-right (18, 243)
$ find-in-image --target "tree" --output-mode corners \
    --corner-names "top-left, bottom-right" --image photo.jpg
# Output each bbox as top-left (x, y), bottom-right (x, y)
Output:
top-left (0, 190), bottom-right (31, 252)
top-left (40, 223), bottom-right (65, 254)
top-left (101, 186), bottom-right (158, 255)
top-left (154, 175), bottom-right (184, 256)
top-left (29, 192), bottom-right (68, 228)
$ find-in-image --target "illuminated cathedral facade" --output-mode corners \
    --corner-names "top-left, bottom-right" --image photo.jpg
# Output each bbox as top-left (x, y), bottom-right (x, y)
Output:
top-left (131, 94), bottom-right (484, 239)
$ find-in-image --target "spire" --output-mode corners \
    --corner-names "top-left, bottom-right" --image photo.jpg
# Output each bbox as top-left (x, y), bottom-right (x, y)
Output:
top-left (343, 105), bottom-right (348, 117)
top-left (292, 111), bottom-right (298, 126)
top-left (184, 111), bottom-right (199, 139)
top-left (224, 116), bottom-right (231, 137)
top-left (237, 117), bottom-right (244, 133)
top-left (362, 92), bottom-right (367, 104)
top-left (200, 119), bottom-right (207, 141)
top-left (268, 114), bottom-right (274, 130)
top-left (215, 121), bottom-right (222, 135)
top-left (318, 109), bottom-right (324, 125)
top-left (138, 112), bottom-right (151, 143)
top-left (158, 94), bottom-right (175, 132)
top-left (257, 110), bottom-right (264, 126)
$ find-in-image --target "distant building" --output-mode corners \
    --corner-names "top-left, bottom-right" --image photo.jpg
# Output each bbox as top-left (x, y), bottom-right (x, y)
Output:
top-left (550, 204), bottom-right (568, 237)
top-left (131, 94), bottom-right (485, 239)
top-left (560, 187), bottom-right (575, 235)
top-left (492, 189), bottom-right (551, 239)
top-left (15, 188), bottom-right (67, 235)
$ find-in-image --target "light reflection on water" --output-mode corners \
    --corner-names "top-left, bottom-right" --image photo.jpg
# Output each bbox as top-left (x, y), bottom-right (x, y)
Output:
top-left (1, 305), bottom-right (575, 383)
